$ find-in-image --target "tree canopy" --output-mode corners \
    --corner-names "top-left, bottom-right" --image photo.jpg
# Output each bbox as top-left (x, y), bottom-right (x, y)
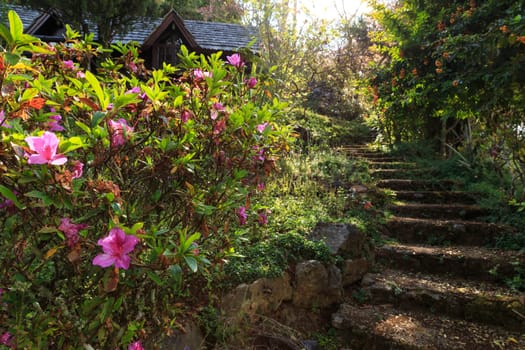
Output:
top-left (368, 0), bottom-right (525, 196)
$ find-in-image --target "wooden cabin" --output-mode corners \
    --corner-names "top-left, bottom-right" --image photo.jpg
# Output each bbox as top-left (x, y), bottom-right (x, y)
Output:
top-left (2, 5), bottom-right (258, 69)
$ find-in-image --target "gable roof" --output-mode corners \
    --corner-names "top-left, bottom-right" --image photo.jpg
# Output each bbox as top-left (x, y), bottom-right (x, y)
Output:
top-left (2, 5), bottom-right (42, 29)
top-left (2, 5), bottom-right (259, 53)
top-left (116, 10), bottom-right (259, 53)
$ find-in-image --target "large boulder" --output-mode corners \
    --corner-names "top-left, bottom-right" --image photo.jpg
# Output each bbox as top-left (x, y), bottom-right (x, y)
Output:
top-left (309, 223), bottom-right (366, 258)
top-left (220, 273), bottom-right (293, 319)
top-left (342, 257), bottom-right (369, 286)
top-left (292, 260), bottom-right (342, 308)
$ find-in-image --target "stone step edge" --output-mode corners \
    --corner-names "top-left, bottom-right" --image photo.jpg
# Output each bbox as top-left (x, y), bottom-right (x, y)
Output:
top-left (375, 242), bottom-right (524, 283)
top-left (331, 303), bottom-right (525, 349)
top-left (359, 269), bottom-right (524, 331)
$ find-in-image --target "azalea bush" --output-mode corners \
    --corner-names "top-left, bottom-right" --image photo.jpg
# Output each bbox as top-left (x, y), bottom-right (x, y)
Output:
top-left (0, 11), bottom-right (293, 349)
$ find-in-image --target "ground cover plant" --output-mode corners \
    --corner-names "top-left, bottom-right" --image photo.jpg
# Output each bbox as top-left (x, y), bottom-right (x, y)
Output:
top-left (0, 11), bottom-right (294, 348)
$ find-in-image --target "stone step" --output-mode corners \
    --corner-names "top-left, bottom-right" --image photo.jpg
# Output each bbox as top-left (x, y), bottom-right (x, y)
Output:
top-left (378, 179), bottom-right (459, 191)
top-left (385, 216), bottom-right (514, 246)
top-left (360, 269), bottom-right (525, 331)
top-left (360, 156), bottom-right (404, 162)
top-left (371, 168), bottom-right (431, 179)
top-left (352, 152), bottom-right (402, 159)
top-left (394, 190), bottom-right (477, 204)
top-left (387, 203), bottom-right (488, 220)
top-left (376, 242), bottom-right (525, 284)
top-left (332, 303), bottom-right (525, 349)
top-left (367, 161), bottom-right (417, 169)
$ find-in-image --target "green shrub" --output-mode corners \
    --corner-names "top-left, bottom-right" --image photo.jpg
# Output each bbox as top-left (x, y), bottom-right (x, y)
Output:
top-left (0, 11), bottom-right (293, 348)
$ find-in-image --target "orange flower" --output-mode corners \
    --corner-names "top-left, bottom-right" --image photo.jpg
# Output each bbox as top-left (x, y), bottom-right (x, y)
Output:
top-left (411, 68), bottom-right (418, 76)
top-left (436, 68), bottom-right (443, 74)
top-left (28, 97), bottom-right (46, 110)
top-left (452, 80), bottom-right (459, 87)
top-left (442, 52), bottom-right (450, 59)
top-left (0, 55), bottom-right (4, 71)
top-left (435, 60), bottom-right (443, 67)
top-left (499, 25), bottom-right (509, 33)
top-left (517, 36), bottom-right (525, 44)
top-left (363, 201), bottom-right (373, 210)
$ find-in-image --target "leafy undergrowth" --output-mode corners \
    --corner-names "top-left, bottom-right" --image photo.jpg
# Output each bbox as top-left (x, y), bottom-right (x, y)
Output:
top-left (208, 114), bottom-right (388, 347)
top-left (222, 114), bottom-right (383, 288)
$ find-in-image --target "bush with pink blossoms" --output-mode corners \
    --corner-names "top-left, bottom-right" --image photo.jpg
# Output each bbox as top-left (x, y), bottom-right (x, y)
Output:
top-left (0, 11), bottom-right (293, 348)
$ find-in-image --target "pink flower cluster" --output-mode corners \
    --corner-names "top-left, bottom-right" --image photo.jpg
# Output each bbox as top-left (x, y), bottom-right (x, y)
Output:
top-left (58, 218), bottom-right (88, 248)
top-left (108, 119), bottom-right (133, 147)
top-left (93, 227), bottom-right (139, 270)
top-left (25, 131), bottom-right (67, 165)
top-left (227, 53), bottom-right (244, 68)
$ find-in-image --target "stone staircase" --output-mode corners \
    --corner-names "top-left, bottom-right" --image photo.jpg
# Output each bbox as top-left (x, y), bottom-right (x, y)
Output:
top-left (332, 146), bottom-right (525, 349)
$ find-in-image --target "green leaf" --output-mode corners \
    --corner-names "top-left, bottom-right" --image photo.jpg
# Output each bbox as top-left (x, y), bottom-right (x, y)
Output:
top-left (21, 88), bottom-right (39, 102)
top-left (113, 93), bottom-right (140, 110)
top-left (146, 271), bottom-right (164, 286)
top-left (0, 23), bottom-right (13, 46)
top-left (60, 136), bottom-right (85, 153)
top-left (0, 185), bottom-right (25, 209)
top-left (91, 111), bottom-right (106, 127)
top-left (8, 10), bottom-right (24, 42)
top-left (184, 256), bottom-right (198, 273)
top-left (85, 71), bottom-right (108, 110)
top-left (75, 121), bottom-right (91, 135)
top-left (182, 232), bottom-right (200, 251)
top-left (24, 190), bottom-right (55, 207)
top-left (169, 264), bottom-right (183, 283)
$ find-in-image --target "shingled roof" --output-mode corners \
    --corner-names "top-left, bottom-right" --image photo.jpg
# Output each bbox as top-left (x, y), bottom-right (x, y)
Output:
top-left (114, 10), bottom-right (259, 53)
top-left (2, 5), bottom-right (259, 53)
top-left (2, 4), bottom-right (42, 29)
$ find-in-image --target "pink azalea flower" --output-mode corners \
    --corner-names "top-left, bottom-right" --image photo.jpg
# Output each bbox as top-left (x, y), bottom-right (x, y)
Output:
top-left (0, 332), bottom-right (13, 346)
top-left (253, 146), bottom-right (265, 162)
top-left (181, 110), bottom-right (193, 123)
top-left (93, 227), bottom-right (139, 270)
top-left (126, 86), bottom-right (141, 95)
top-left (63, 60), bottom-right (74, 69)
top-left (71, 160), bottom-right (84, 179)
top-left (108, 119), bottom-right (133, 147)
top-left (210, 102), bottom-right (225, 120)
top-left (128, 340), bottom-right (144, 350)
top-left (237, 206), bottom-right (247, 226)
top-left (128, 62), bottom-right (138, 73)
top-left (256, 122), bottom-right (269, 133)
top-left (193, 69), bottom-right (212, 80)
top-left (59, 218), bottom-right (88, 248)
top-left (245, 77), bottom-right (257, 89)
top-left (256, 183), bottom-right (265, 192)
top-left (226, 53), bottom-right (244, 68)
top-left (47, 114), bottom-right (65, 132)
top-left (25, 131), bottom-right (67, 165)
top-left (76, 71), bottom-right (86, 79)
top-left (213, 102), bottom-right (225, 111)
top-left (257, 211), bottom-right (269, 225)
top-left (213, 119), bottom-right (226, 135)
top-left (0, 111), bottom-right (11, 129)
